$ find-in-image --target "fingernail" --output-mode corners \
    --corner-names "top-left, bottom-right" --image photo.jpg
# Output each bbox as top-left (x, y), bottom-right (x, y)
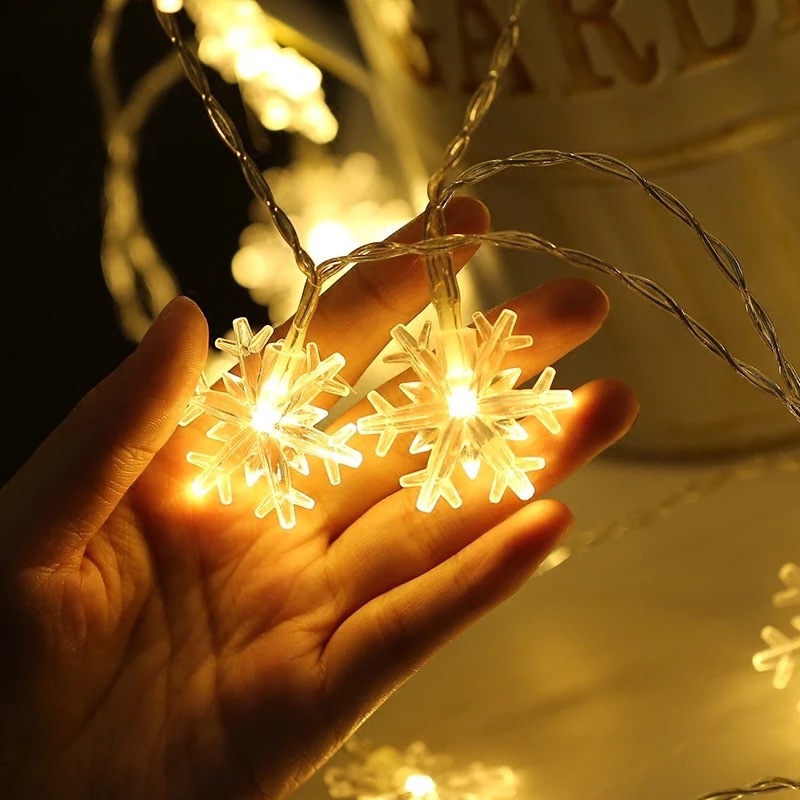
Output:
top-left (444, 196), bottom-right (488, 228)
top-left (158, 295), bottom-right (186, 319)
top-left (137, 296), bottom-right (186, 348)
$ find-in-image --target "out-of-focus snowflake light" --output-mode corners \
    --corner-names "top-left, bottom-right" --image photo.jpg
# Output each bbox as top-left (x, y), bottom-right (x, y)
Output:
top-left (324, 739), bottom-right (517, 800)
top-left (181, 317), bottom-right (362, 528)
top-left (357, 309), bottom-right (573, 512)
top-left (753, 562), bottom-right (800, 712)
top-left (182, 0), bottom-right (337, 142)
top-left (773, 562), bottom-right (800, 608)
top-left (232, 152), bottom-right (413, 324)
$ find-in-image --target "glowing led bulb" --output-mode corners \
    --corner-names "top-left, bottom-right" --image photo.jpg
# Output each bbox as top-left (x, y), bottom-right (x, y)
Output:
top-left (181, 317), bottom-right (361, 528)
top-left (403, 774), bottom-right (437, 799)
top-left (156, 0), bottom-right (183, 12)
top-left (447, 386), bottom-right (479, 418)
top-left (357, 309), bottom-right (573, 512)
top-left (251, 400), bottom-right (282, 432)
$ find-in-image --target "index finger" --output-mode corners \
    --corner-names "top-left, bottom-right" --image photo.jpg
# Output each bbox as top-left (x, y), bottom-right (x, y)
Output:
top-left (273, 196), bottom-right (490, 391)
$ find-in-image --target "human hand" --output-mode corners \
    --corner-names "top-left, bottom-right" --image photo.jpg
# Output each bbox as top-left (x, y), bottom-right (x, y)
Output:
top-left (1, 197), bottom-right (638, 800)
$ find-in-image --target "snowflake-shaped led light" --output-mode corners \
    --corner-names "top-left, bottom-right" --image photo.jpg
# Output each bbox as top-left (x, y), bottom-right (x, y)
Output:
top-left (357, 309), bottom-right (573, 512)
top-left (324, 738), bottom-right (517, 800)
top-left (753, 562), bottom-right (800, 712)
top-left (181, 318), bottom-right (362, 528)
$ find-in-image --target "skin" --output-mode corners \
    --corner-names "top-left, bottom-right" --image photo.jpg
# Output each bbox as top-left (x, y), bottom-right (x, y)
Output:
top-left (0, 197), bottom-right (638, 800)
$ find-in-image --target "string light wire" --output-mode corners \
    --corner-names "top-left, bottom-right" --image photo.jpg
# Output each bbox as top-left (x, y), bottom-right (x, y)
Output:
top-left (311, 230), bottom-right (800, 421)
top-left (154, 5), bottom-right (318, 352)
top-left (566, 448), bottom-right (800, 559)
top-left (421, 0), bottom-right (523, 332)
top-left (691, 777), bottom-right (799, 800)
top-left (444, 150), bottom-right (800, 402)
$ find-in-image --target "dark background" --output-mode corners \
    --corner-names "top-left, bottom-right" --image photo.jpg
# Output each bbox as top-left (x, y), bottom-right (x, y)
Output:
top-left (7, 0), bottom-right (350, 484)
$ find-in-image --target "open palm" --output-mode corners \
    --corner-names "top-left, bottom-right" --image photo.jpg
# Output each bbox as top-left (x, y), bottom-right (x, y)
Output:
top-left (2, 199), bottom-right (637, 800)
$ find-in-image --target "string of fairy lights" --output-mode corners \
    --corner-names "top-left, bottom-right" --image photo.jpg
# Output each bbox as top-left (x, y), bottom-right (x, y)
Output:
top-left (153, 0), bottom-right (800, 519)
top-left (90, 0), bottom-right (800, 795)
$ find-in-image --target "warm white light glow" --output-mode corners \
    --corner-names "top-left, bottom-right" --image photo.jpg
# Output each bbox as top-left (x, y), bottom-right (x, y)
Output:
top-left (775, 562), bottom-right (800, 608)
top-left (753, 617), bottom-right (800, 689)
top-left (231, 245), bottom-right (267, 289)
top-left (232, 153), bottom-right (412, 322)
top-left (323, 738), bottom-right (518, 800)
top-left (251, 400), bottom-right (282, 432)
top-left (307, 220), bottom-right (356, 264)
top-left (184, 0), bottom-right (337, 142)
top-left (753, 562), bottom-right (800, 712)
top-left (447, 385), bottom-right (479, 419)
top-left (156, 0), bottom-right (183, 12)
top-left (259, 96), bottom-right (291, 130)
top-left (404, 774), bottom-right (437, 799)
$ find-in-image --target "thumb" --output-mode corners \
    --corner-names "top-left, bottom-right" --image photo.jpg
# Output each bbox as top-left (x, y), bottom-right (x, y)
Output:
top-left (1, 297), bottom-right (208, 569)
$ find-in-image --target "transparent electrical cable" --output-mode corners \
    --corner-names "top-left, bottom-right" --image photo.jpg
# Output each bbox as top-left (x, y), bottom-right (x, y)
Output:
top-left (690, 777), bottom-right (799, 800)
top-left (94, 0), bottom-right (344, 341)
top-left (313, 232), bottom-right (800, 422)
top-left (322, 737), bottom-right (796, 800)
top-left (444, 150), bottom-right (800, 403)
top-left (155, 0), bottom-right (579, 514)
top-left (568, 448), bottom-right (800, 559)
top-left (421, 0), bottom-right (523, 331)
top-left (353, 0), bottom-right (581, 511)
top-left (154, 4), bottom-right (320, 351)
top-left (532, 447), bottom-right (800, 574)
top-left (150, 0), bottom-right (800, 417)
top-left (148, 0), bottom-right (800, 787)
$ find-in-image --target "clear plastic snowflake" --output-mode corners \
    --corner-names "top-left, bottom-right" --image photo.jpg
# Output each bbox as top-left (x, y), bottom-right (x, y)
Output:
top-left (357, 309), bottom-right (573, 512)
top-left (753, 562), bottom-right (800, 712)
top-left (324, 738), bottom-right (517, 800)
top-left (180, 317), bottom-right (362, 528)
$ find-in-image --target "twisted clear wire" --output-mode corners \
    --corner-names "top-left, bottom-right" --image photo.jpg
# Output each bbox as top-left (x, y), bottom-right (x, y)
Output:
top-left (445, 150), bottom-right (800, 401)
top-left (313, 231), bottom-right (800, 421)
top-left (153, 5), bottom-right (347, 348)
top-left (569, 448), bottom-right (800, 557)
top-left (691, 777), bottom-right (800, 800)
top-left (422, 0), bottom-right (524, 330)
top-left (152, 8), bottom-right (317, 276)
